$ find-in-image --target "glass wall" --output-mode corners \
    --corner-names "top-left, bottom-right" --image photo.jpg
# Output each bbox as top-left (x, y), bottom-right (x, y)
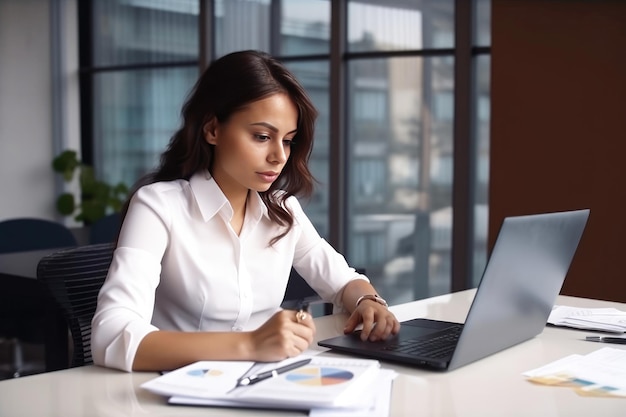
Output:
top-left (81, 0), bottom-right (491, 304)
top-left (87, 0), bottom-right (200, 186)
top-left (346, 1), bottom-right (456, 302)
top-left (347, 55), bottom-right (455, 301)
top-left (93, 67), bottom-right (198, 186)
top-left (214, 0), bottom-right (271, 56)
top-left (285, 60), bottom-right (331, 236)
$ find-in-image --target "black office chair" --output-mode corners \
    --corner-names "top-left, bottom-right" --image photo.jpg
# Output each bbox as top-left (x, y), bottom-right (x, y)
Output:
top-left (0, 217), bottom-right (77, 253)
top-left (89, 213), bottom-right (122, 244)
top-left (281, 268), bottom-right (367, 317)
top-left (0, 217), bottom-right (78, 378)
top-left (36, 243), bottom-right (114, 368)
top-left (282, 269), bottom-right (332, 316)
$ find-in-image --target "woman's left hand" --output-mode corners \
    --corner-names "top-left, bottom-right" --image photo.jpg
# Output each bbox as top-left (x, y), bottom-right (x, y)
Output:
top-left (343, 301), bottom-right (401, 342)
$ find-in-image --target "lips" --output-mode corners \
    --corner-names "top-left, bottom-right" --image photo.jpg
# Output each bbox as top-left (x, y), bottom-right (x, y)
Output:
top-left (257, 171), bottom-right (279, 183)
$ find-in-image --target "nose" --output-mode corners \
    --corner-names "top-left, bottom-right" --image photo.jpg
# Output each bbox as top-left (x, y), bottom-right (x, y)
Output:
top-left (268, 140), bottom-right (288, 165)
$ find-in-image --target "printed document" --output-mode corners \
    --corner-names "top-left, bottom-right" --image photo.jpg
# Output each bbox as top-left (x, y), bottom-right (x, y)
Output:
top-left (523, 347), bottom-right (626, 397)
top-left (168, 368), bottom-right (397, 417)
top-left (142, 354), bottom-right (385, 410)
top-left (548, 305), bottom-right (626, 333)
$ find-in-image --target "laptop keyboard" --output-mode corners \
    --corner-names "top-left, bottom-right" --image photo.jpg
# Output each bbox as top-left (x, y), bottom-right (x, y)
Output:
top-left (382, 325), bottom-right (462, 359)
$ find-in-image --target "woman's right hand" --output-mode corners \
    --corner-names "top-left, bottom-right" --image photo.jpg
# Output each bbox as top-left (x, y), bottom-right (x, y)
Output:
top-left (249, 309), bottom-right (316, 362)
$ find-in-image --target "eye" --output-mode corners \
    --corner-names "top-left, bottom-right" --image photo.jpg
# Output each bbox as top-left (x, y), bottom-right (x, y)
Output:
top-left (254, 134), bottom-right (271, 142)
top-left (283, 139), bottom-right (295, 147)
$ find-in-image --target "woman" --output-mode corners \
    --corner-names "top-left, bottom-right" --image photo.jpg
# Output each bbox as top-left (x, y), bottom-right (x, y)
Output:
top-left (91, 50), bottom-right (400, 372)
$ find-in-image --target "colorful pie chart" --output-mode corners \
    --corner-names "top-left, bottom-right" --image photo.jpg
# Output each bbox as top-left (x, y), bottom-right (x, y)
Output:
top-left (285, 367), bottom-right (353, 386)
top-left (186, 368), bottom-right (223, 377)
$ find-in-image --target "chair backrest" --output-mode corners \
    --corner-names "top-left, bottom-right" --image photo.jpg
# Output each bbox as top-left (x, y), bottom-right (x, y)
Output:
top-left (282, 268), bottom-right (324, 307)
top-left (282, 268), bottom-right (367, 316)
top-left (0, 218), bottom-right (78, 253)
top-left (36, 243), bottom-right (115, 368)
top-left (89, 212), bottom-right (122, 244)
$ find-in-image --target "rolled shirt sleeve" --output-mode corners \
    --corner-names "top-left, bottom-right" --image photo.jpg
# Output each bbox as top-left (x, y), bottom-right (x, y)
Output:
top-left (91, 182), bottom-right (171, 372)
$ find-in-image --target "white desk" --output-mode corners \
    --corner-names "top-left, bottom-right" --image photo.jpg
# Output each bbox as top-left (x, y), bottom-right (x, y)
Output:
top-left (1, 290), bottom-right (624, 416)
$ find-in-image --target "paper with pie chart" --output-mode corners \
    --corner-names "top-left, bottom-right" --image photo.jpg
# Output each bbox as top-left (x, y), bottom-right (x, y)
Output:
top-left (141, 355), bottom-right (382, 409)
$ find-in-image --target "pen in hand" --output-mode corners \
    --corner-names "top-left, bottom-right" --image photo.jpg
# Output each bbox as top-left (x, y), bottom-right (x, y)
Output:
top-left (585, 335), bottom-right (626, 345)
top-left (295, 300), bottom-right (310, 323)
top-left (232, 358), bottom-right (312, 390)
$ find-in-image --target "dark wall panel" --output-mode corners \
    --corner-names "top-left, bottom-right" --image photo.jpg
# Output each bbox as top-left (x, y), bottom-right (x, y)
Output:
top-left (490, 0), bottom-right (626, 302)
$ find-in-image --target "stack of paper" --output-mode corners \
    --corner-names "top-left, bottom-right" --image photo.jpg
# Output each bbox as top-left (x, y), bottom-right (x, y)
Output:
top-left (141, 355), bottom-right (396, 416)
top-left (523, 347), bottom-right (626, 398)
top-left (548, 305), bottom-right (626, 332)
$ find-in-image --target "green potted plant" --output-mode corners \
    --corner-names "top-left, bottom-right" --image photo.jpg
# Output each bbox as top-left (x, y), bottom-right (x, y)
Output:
top-left (52, 150), bottom-right (129, 224)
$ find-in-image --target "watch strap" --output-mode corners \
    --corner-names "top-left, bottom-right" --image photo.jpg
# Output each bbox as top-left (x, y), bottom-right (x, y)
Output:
top-left (355, 294), bottom-right (388, 309)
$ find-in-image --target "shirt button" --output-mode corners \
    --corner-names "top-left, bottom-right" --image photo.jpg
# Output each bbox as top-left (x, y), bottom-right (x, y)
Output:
top-left (232, 326), bottom-right (243, 332)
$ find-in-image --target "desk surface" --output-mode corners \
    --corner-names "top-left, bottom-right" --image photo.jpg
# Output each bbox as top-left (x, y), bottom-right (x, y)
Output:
top-left (1, 290), bottom-right (624, 417)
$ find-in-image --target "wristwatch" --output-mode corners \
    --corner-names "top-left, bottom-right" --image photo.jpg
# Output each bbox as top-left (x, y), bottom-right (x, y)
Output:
top-left (355, 294), bottom-right (388, 309)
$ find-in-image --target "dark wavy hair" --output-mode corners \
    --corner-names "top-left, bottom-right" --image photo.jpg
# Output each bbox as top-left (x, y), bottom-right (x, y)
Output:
top-left (124, 50), bottom-right (318, 244)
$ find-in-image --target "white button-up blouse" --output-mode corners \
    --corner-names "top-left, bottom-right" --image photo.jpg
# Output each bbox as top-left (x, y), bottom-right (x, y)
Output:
top-left (91, 171), bottom-right (367, 371)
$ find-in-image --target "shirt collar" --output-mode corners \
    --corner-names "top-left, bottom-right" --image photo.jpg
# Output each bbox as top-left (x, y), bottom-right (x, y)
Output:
top-left (189, 171), bottom-right (269, 222)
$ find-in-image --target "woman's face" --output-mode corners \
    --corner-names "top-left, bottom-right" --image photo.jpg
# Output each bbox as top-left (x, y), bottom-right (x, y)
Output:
top-left (205, 93), bottom-right (298, 198)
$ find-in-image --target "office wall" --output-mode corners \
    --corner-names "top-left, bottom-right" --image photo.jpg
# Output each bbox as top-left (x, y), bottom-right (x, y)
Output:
top-left (490, 1), bottom-right (626, 302)
top-left (0, 0), bottom-right (79, 222)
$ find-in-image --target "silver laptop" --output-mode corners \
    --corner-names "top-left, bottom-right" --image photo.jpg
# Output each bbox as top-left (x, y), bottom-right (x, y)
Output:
top-left (318, 209), bottom-right (590, 371)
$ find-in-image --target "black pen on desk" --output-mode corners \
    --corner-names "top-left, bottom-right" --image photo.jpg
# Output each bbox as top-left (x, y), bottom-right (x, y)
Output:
top-left (233, 358), bottom-right (312, 389)
top-left (585, 335), bottom-right (626, 345)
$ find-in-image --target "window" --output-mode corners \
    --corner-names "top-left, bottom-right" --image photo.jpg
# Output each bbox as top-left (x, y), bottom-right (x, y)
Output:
top-left (79, 0), bottom-right (491, 303)
top-left (81, 0), bottom-right (199, 187)
top-left (354, 91), bottom-right (387, 123)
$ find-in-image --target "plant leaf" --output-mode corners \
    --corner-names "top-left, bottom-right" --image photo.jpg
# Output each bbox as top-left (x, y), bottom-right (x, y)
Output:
top-left (55, 193), bottom-right (76, 215)
top-left (81, 200), bottom-right (106, 224)
top-left (52, 150), bottom-right (79, 182)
